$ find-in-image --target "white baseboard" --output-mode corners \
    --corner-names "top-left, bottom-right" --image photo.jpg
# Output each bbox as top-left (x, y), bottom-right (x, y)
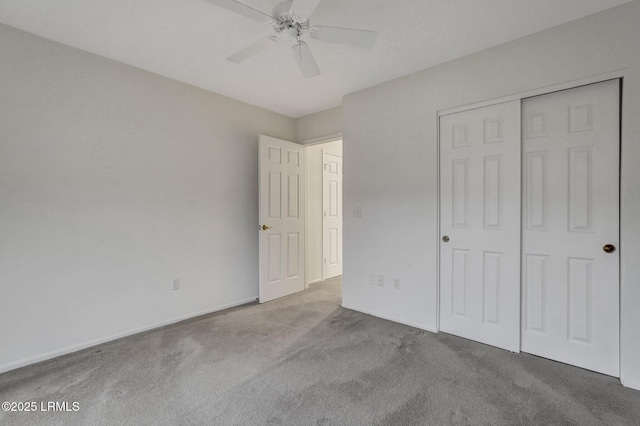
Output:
top-left (621, 377), bottom-right (640, 391)
top-left (0, 296), bottom-right (257, 375)
top-left (341, 303), bottom-right (438, 334)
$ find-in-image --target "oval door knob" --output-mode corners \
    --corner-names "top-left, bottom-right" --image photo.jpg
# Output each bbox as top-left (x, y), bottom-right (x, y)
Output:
top-left (261, 225), bottom-right (271, 231)
top-left (442, 236), bottom-right (450, 243)
top-left (603, 244), bottom-right (616, 253)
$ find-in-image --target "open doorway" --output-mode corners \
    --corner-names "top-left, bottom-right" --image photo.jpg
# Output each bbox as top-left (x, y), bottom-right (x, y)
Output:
top-left (304, 139), bottom-right (343, 287)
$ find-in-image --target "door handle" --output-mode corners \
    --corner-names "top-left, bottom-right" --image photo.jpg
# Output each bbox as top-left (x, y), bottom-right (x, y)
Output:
top-left (603, 244), bottom-right (616, 253)
top-left (442, 236), bottom-right (450, 243)
top-left (261, 225), bottom-right (271, 231)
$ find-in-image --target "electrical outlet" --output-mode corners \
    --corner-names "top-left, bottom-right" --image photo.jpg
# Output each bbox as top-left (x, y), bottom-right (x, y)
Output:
top-left (369, 274), bottom-right (375, 286)
top-left (377, 275), bottom-right (384, 286)
top-left (353, 207), bottom-right (362, 218)
top-left (172, 278), bottom-right (180, 291)
top-left (394, 278), bottom-right (400, 289)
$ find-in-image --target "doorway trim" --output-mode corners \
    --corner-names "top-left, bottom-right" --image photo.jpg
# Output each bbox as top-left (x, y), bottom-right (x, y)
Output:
top-left (302, 134), bottom-right (343, 288)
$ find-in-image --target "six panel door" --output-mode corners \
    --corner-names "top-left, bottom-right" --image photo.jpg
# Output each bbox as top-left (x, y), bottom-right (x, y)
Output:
top-left (439, 100), bottom-right (522, 352)
top-left (323, 151), bottom-right (343, 279)
top-left (259, 135), bottom-right (305, 303)
top-left (521, 80), bottom-right (620, 376)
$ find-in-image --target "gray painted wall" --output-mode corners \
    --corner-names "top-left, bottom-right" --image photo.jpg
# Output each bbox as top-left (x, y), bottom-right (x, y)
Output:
top-left (342, 1), bottom-right (640, 389)
top-left (0, 24), bottom-right (296, 371)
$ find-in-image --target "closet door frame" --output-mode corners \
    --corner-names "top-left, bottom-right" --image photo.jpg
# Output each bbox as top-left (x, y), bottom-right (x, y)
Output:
top-left (436, 70), bottom-right (625, 381)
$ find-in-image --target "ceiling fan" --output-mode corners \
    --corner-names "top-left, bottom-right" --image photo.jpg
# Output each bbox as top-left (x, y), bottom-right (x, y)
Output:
top-left (203, 0), bottom-right (377, 78)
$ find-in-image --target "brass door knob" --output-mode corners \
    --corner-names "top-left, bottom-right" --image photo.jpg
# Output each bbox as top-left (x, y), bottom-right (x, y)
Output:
top-left (261, 225), bottom-right (271, 231)
top-left (603, 244), bottom-right (616, 253)
top-left (442, 236), bottom-right (450, 243)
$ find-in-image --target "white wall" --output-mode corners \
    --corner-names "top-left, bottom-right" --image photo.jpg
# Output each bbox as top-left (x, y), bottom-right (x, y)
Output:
top-left (305, 140), bottom-right (343, 285)
top-left (0, 24), bottom-right (295, 372)
top-left (342, 1), bottom-right (640, 390)
top-left (296, 106), bottom-right (342, 144)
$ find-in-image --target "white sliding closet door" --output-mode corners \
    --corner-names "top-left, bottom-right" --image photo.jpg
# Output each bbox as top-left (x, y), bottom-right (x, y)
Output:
top-left (521, 80), bottom-right (620, 376)
top-left (439, 100), bottom-right (522, 352)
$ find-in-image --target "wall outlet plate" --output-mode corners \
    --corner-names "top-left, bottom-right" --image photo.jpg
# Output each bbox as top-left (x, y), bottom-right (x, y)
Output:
top-left (377, 275), bottom-right (384, 286)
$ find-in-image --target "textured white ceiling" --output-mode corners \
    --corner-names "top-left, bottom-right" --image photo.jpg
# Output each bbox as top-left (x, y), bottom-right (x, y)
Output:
top-left (0, 0), bottom-right (632, 117)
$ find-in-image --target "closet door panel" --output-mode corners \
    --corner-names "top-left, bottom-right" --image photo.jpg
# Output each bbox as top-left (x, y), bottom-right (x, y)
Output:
top-left (521, 80), bottom-right (620, 377)
top-left (439, 100), bottom-right (521, 352)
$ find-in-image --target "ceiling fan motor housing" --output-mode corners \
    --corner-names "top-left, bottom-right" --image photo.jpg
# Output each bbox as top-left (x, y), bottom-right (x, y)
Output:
top-left (272, 0), bottom-right (309, 39)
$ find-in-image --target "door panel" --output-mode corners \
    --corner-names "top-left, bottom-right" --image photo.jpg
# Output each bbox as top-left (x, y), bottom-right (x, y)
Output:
top-left (323, 151), bottom-right (342, 279)
top-left (259, 135), bottom-right (305, 303)
top-left (439, 100), bottom-right (521, 352)
top-left (521, 80), bottom-right (620, 376)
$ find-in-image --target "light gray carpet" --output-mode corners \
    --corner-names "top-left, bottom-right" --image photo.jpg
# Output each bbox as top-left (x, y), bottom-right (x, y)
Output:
top-left (1, 277), bottom-right (639, 425)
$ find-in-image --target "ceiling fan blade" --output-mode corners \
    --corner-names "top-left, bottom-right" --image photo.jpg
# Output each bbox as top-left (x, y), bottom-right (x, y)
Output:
top-left (227, 37), bottom-right (277, 63)
top-left (292, 41), bottom-right (320, 78)
top-left (202, 0), bottom-right (272, 23)
top-left (309, 26), bottom-right (377, 49)
top-left (290, 0), bottom-right (323, 18)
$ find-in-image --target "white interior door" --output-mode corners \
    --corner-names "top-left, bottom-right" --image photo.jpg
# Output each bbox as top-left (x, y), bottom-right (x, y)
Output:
top-left (521, 80), bottom-right (620, 376)
top-left (439, 100), bottom-right (522, 352)
top-left (322, 151), bottom-right (343, 279)
top-left (259, 135), bottom-right (305, 303)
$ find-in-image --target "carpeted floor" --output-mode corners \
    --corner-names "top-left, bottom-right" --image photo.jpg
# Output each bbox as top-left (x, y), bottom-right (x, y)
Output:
top-left (1, 277), bottom-right (639, 425)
